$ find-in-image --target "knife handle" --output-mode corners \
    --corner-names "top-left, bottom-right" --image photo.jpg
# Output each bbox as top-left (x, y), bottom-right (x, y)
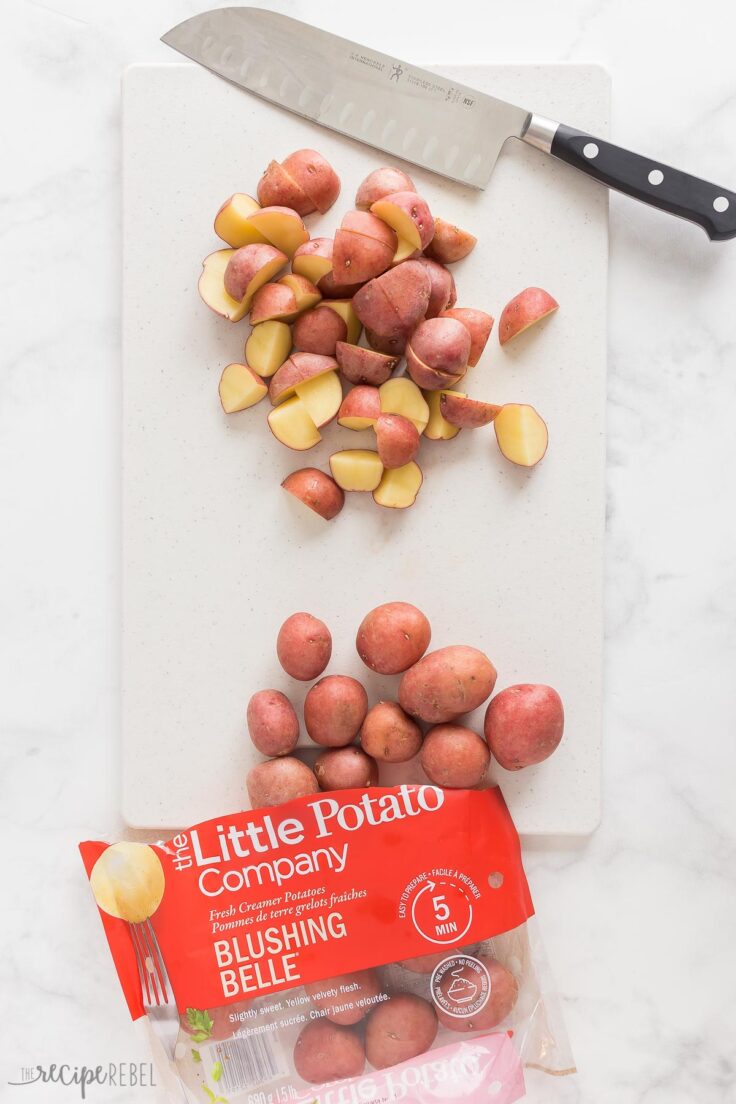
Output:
top-left (522, 115), bottom-right (736, 241)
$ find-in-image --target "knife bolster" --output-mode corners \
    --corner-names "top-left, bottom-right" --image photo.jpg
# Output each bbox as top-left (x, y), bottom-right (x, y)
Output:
top-left (521, 114), bottom-right (559, 155)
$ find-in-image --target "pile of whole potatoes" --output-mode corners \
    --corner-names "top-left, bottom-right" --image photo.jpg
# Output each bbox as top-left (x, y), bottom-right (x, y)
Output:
top-left (246, 601), bottom-right (564, 808)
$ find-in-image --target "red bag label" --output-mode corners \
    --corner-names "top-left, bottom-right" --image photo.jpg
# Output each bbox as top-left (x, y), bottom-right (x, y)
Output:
top-left (80, 786), bottom-right (533, 1019)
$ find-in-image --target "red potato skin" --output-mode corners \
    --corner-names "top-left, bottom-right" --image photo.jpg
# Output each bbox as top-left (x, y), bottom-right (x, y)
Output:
top-left (342, 210), bottom-right (397, 248)
top-left (440, 307), bottom-right (494, 367)
top-left (304, 675), bottom-right (369, 747)
top-left (277, 612), bottom-right (332, 681)
top-left (420, 724), bottom-right (490, 788)
top-left (352, 261), bottom-right (431, 338)
top-left (246, 689), bottom-right (299, 757)
top-left (335, 342), bottom-right (399, 386)
top-left (281, 149), bottom-right (341, 213)
top-left (304, 969), bottom-right (383, 1025)
top-left (246, 757), bottom-right (319, 809)
top-left (484, 684), bottom-right (564, 770)
top-left (498, 287), bottom-right (559, 345)
top-left (425, 217), bottom-right (477, 263)
top-left (337, 385), bottom-right (381, 426)
top-left (270, 352), bottom-right (338, 404)
top-left (281, 468), bottom-right (345, 521)
top-left (223, 243), bottom-right (288, 301)
top-left (257, 160), bottom-right (314, 216)
top-left (355, 167), bottom-right (416, 209)
top-left (399, 645), bottom-right (497, 724)
top-left (365, 328), bottom-right (408, 356)
top-left (365, 994), bottom-right (438, 1070)
top-left (332, 211), bottom-right (397, 283)
top-left (332, 229), bottom-right (395, 284)
top-left (318, 270), bottom-right (365, 298)
top-left (406, 317), bottom-right (471, 391)
top-left (360, 701), bottom-right (423, 763)
top-left (436, 956), bottom-right (518, 1032)
top-left (440, 392), bottom-right (501, 429)
top-left (375, 413), bottom-right (420, 469)
top-left (293, 1020), bottom-right (365, 1084)
top-left (314, 746), bottom-right (379, 791)
top-left (415, 256), bottom-right (457, 319)
top-left (357, 602), bottom-right (431, 675)
top-left (293, 307), bottom-right (347, 355)
top-left (249, 281), bottom-right (298, 324)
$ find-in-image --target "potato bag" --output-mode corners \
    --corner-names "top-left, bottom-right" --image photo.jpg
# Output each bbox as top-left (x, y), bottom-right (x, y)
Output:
top-left (80, 787), bottom-right (573, 1102)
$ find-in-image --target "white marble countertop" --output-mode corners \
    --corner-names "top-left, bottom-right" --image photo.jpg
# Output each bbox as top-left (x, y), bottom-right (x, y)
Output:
top-left (2, 2), bottom-right (735, 1102)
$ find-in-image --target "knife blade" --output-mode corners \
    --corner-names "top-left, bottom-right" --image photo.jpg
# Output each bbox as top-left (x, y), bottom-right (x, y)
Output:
top-left (162, 7), bottom-right (736, 240)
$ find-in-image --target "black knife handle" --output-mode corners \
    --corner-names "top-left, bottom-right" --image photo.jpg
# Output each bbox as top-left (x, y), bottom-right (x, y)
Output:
top-left (523, 116), bottom-right (736, 241)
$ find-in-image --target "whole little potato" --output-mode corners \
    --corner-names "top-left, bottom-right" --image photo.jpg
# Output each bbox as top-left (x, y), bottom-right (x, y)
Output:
top-left (293, 1020), bottom-right (365, 1084)
top-left (484, 684), bottom-right (564, 769)
top-left (246, 689), bottom-right (299, 757)
top-left (406, 317), bottom-right (471, 391)
top-left (399, 645), bottom-right (497, 723)
top-left (304, 969), bottom-right (382, 1025)
top-left (365, 994), bottom-right (437, 1070)
top-left (420, 724), bottom-right (490, 788)
top-left (356, 601), bottom-right (431, 675)
top-left (315, 746), bottom-right (378, 790)
top-left (436, 956), bottom-right (518, 1032)
top-left (277, 612), bottom-right (332, 681)
top-left (304, 675), bottom-right (369, 747)
top-left (360, 701), bottom-right (423, 763)
top-left (246, 757), bottom-right (319, 809)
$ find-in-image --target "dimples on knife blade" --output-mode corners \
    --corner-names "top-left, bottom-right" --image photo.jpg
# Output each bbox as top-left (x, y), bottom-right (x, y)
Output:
top-left (161, 7), bottom-right (530, 187)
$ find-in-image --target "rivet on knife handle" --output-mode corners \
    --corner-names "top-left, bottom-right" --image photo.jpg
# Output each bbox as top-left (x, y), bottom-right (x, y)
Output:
top-left (522, 114), bottom-right (736, 241)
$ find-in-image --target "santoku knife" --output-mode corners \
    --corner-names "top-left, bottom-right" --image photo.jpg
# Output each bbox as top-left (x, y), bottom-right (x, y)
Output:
top-left (162, 7), bottom-right (736, 241)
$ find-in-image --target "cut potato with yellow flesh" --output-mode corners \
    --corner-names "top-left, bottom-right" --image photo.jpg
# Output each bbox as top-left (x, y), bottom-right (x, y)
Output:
top-left (294, 370), bottom-right (343, 428)
top-left (89, 842), bottom-right (165, 923)
top-left (214, 193), bottom-right (265, 247)
top-left (246, 207), bottom-right (309, 258)
top-left (424, 390), bottom-right (460, 440)
top-left (198, 249), bottom-right (250, 322)
top-left (292, 253), bottom-right (333, 283)
top-left (392, 237), bottom-right (417, 264)
top-left (494, 403), bottom-right (548, 467)
top-left (379, 377), bottom-right (430, 434)
top-left (267, 395), bottom-right (321, 450)
top-left (279, 274), bottom-right (322, 313)
top-left (319, 300), bottom-right (362, 345)
top-left (329, 449), bottom-right (384, 491)
top-left (373, 461), bottom-right (423, 509)
top-left (218, 363), bottom-right (268, 413)
top-left (245, 320), bottom-right (292, 378)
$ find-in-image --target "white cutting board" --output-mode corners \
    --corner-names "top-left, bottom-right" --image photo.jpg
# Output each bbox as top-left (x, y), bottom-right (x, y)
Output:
top-left (122, 62), bottom-right (608, 835)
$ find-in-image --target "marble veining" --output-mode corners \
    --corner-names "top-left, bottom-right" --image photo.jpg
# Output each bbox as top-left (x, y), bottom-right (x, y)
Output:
top-left (1, 1), bottom-right (735, 1102)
